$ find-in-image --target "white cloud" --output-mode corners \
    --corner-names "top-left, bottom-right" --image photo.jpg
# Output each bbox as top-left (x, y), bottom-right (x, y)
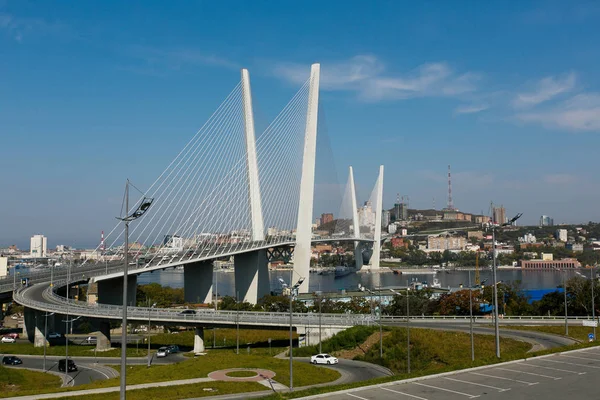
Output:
top-left (454, 104), bottom-right (489, 115)
top-left (0, 12), bottom-right (63, 41)
top-left (273, 56), bottom-right (480, 102)
top-left (515, 92), bottom-right (600, 132)
top-left (543, 174), bottom-right (579, 185)
top-left (512, 72), bottom-right (576, 108)
top-left (126, 46), bottom-right (239, 72)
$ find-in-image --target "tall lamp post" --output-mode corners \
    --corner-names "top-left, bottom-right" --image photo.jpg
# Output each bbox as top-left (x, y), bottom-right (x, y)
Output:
top-left (43, 312), bottom-right (55, 372)
top-left (147, 302), bottom-right (156, 367)
top-left (359, 284), bottom-right (383, 360)
top-left (281, 275), bottom-right (305, 392)
top-left (390, 287), bottom-right (410, 373)
top-left (577, 267), bottom-right (596, 340)
top-left (491, 212), bottom-right (522, 358)
top-left (116, 180), bottom-right (153, 400)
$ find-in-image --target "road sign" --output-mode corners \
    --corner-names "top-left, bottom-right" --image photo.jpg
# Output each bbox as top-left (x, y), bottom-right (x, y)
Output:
top-left (583, 320), bottom-right (598, 327)
top-left (589, 333), bottom-right (595, 342)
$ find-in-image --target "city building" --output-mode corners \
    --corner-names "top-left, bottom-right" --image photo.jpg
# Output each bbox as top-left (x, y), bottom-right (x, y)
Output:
top-left (358, 201), bottom-right (375, 229)
top-left (519, 233), bottom-right (537, 244)
top-left (388, 224), bottom-right (397, 234)
top-left (391, 237), bottom-right (409, 249)
top-left (468, 231), bottom-right (484, 240)
top-left (493, 206), bottom-right (506, 225)
top-left (540, 215), bottom-right (554, 226)
top-left (555, 229), bottom-right (568, 242)
top-left (427, 235), bottom-right (467, 250)
top-left (320, 213), bottom-right (334, 226)
top-left (521, 258), bottom-right (581, 269)
top-left (382, 210), bottom-right (390, 227)
top-left (30, 234), bottom-right (47, 258)
top-left (566, 243), bottom-right (584, 252)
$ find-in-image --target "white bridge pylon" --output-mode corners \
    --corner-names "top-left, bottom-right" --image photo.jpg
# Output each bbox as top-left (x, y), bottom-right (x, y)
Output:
top-left (96, 62), bottom-right (384, 303)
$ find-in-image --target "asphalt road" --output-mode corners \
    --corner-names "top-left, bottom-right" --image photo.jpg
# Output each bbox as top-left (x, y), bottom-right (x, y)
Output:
top-left (310, 346), bottom-right (600, 400)
top-left (296, 357), bottom-right (393, 384)
top-left (389, 321), bottom-right (577, 350)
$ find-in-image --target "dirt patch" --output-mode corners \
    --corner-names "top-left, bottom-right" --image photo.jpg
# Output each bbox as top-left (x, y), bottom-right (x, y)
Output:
top-left (334, 331), bottom-right (391, 360)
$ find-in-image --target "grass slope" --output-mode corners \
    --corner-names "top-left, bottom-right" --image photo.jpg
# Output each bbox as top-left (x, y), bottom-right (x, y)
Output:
top-left (504, 325), bottom-right (596, 342)
top-left (0, 366), bottom-right (62, 398)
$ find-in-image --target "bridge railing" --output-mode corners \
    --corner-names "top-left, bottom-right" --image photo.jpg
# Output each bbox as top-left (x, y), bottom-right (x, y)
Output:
top-left (15, 283), bottom-right (375, 327)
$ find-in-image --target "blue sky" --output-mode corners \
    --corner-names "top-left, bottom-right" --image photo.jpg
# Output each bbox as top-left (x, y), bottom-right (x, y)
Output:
top-left (2, 1), bottom-right (600, 248)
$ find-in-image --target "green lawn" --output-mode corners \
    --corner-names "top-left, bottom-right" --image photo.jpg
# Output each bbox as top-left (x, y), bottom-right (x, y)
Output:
top-left (51, 382), bottom-right (266, 400)
top-left (151, 328), bottom-right (296, 349)
top-left (504, 325), bottom-right (598, 342)
top-left (0, 366), bottom-right (62, 398)
top-left (84, 350), bottom-right (339, 389)
top-left (0, 343), bottom-right (147, 357)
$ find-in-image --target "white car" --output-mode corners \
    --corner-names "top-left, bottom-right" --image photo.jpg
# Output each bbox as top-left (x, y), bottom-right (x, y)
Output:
top-left (310, 353), bottom-right (338, 365)
top-left (156, 347), bottom-right (169, 358)
top-left (1, 336), bottom-right (16, 343)
top-left (47, 332), bottom-right (61, 339)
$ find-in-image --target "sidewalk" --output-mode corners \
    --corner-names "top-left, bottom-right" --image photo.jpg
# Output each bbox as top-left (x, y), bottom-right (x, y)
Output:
top-left (6, 377), bottom-right (214, 400)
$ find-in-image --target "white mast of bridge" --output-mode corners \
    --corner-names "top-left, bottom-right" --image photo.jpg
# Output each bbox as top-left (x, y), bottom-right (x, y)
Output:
top-left (369, 165), bottom-right (384, 270)
top-left (241, 68), bottom-right (265, 242)
top-left (349, 166), bottom-right (363, 270)
top-left (295, 63), bottom-right (320, 294)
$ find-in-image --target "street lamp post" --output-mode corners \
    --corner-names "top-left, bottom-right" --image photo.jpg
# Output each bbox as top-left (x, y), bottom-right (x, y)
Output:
top-left (283, 275), bottom-right (305, 392)
top-left (147, 302), bottom-right (156, 367)
top-left (468, 271), bottom-right (474, 362)
top-left (390, 287), bottom-right (410, 373)
top-left (593, 266), bottom-right (597, 340)
top-left (490, 212), bottom-right (522, 359)
top-left (563, 268), bottom-right (568, 336)
top-left (359, 284), bottom-right (383, 361)
top-left (318, 295), bottom-right (322, 354)
top-left (116, 181), bottom-right (153, 400)
top-left (43, 312), bottom-right (55, 372)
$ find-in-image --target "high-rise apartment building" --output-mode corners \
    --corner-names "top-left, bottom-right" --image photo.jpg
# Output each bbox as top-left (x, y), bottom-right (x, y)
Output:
top-left (30, 234), bottom-right (47, 258)
top-left (540, 215), bottom-right (554, 226)
top-left (555, 229), bottom-right (568, 242)
top-left (493, 206), bottom-right (506, 225)
top-left (320, 213), bottom-right (334, 226)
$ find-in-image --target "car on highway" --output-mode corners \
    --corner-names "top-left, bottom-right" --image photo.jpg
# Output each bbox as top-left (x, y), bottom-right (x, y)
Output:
top-left (177, 309), bottom-right (196, 316)
top-left (1, 336), bottom-right (16, 343)
top-left (310, 353), bottom-right (338, 365)
top-left (166, 345), bottom-right (180, 354)
top-left (2, 356), bottom-right (22, 365)
top-left (58, 359), bottom-right (77, 372)
top-left (47, 332), bottom-right (61, 339)
top-left (156, 347), bottom-right (169, 358)
top-left (84, 336), bottom-right (97, 344)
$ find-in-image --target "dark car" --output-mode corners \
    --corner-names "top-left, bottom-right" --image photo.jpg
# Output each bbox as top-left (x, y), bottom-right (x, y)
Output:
top-left (58, 359), bottom-right (77, 372)
top-left (2, 356), bottom-right (23, 365)
top-left (166, 345), bottom-right (180, 354)
top-left (177, 309), bottom-right (196, 316)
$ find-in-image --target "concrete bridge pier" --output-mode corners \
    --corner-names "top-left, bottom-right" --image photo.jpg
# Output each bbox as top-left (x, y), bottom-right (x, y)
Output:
top-left (184, 261), bottom-right (213, 304)
top-left (23, 307), bottom-right (49, 347)
top-left (234, 249), bottom-right (269, 304)
top-left (194, 327), bottom-right (205, 354)
top-left (298, 325), bottom-right (344, 348)
top-left (97, 275), bottom-right (137, 306)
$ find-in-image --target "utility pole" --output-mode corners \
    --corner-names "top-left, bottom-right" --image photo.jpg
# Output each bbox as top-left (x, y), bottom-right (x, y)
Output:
top-left (469, 271), bottom-right (474, 362)
top-left (406, 280), bottom-right (410, 374)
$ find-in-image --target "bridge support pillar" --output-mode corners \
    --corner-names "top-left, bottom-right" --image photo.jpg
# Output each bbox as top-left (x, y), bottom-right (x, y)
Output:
top-left (295, 63), bottom-right (320, 294)
top-left (369, 165), bottom-right (384, 270)
top-left (92, 320), bottom-right (112, 351)
top-left (97, 275), bottom-right (137, 306)
top-left (234, 249), bottom-right (269, 304)
top-left (299, 326), bottom-right (344, 348)
top-left (184, 261), bottom-right (213, 304)
top-left (194, 327), bottom-right (205, 354)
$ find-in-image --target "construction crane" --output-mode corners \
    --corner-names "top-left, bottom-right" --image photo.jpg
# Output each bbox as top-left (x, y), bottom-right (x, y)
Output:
top-left (475, 251), bottom-right (480, 286)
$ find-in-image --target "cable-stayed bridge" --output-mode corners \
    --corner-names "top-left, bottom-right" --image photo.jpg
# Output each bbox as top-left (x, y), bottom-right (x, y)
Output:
top-left (1, 63), bottom-right (388, 351)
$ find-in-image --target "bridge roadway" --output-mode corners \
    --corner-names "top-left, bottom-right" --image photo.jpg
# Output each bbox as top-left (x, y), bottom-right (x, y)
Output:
top-left (0, 236), bottom-right (375, 293)
top-left (16, 282), bottom-right (372, 329)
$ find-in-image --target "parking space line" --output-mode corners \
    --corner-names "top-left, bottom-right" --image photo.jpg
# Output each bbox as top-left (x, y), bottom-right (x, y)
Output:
top-left (444, 377), bottom-right (509, 392)
top-left (469, 372), bottom-right (538, 386)
top-left (413, 382), bottom-right (480, 398)
top-left (496, 367), bottom-right (561, 380)
top-left (559, 354), bottom-right (600, 362)
top-left (381, 387), bottom-right (429, 399)
top-left (348, 393), bottom-right (369, 400)
top-left (520, 363), bottom-right (586, 375)
top-left (539, 358), bottom-right (600, 369)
